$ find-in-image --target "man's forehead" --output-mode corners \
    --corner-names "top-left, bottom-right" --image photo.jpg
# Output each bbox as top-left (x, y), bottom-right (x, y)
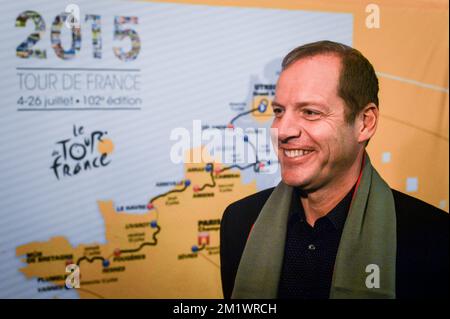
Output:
top-left (284, 51), bottom-right (342, 67)
top-left (275, 54), bottom-right (341, 101)
top-left (280, 53), bottom-right (342, 79)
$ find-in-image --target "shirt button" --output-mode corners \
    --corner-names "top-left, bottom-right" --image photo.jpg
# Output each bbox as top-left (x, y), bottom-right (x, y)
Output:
top-left (308, 244), bottom-right (316, 251)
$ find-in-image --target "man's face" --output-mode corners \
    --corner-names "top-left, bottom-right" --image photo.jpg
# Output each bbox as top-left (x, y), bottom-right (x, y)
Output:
top-left (271, 54), bottom-right (361, 191)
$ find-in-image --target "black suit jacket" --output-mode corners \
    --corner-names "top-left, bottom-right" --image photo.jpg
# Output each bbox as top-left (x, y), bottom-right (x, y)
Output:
top-left (220, 188), bottom-right (449, 299)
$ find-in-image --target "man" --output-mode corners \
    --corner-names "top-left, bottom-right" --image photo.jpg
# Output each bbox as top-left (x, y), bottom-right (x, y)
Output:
top-left (220, 40), bottom-right (448, 299)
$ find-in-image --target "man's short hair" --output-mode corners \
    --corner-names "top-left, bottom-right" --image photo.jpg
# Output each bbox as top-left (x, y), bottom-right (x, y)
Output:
top-left (282, 40), bottom-right (379, 125)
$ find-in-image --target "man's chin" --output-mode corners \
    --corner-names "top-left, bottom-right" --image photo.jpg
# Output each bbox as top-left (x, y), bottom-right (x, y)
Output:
top-left (281, 172), bottom-right (311, 189)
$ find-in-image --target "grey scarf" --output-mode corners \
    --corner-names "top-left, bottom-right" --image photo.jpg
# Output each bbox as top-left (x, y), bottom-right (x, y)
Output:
top-left (232, 153), bottom-right (396, 299)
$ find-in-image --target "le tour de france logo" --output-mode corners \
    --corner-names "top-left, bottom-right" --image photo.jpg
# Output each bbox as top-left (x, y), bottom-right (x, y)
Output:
top-left (50, 124), bottom-right (114, 180)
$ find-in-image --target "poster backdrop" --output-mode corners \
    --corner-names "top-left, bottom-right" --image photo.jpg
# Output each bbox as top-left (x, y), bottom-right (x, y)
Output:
top-left (0, 0), bottom-right (447, 298)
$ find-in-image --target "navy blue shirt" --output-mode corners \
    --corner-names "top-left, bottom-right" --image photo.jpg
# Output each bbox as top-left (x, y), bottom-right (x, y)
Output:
top-left (278, 185), bottom-right (355, 299)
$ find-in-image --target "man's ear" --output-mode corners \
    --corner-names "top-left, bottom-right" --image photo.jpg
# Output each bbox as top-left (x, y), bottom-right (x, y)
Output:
top-left (356, 103), bottom-right (379, 144)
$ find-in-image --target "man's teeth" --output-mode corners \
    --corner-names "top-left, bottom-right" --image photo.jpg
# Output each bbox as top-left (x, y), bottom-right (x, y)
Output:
top-left (284, 149), bottom-right (313, 158)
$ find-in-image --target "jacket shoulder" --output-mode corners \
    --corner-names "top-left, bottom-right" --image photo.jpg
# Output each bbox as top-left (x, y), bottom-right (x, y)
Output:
top-left (392, 189), bottom-right (449, 298)
top-left (222, 187), bottom-right (275, 224)
top-left (392, 188), bottom-right (448, 250)
top-left (220, 187), bottom-right (274, 298)
top-left (392, 188), bottom-right (448, 229)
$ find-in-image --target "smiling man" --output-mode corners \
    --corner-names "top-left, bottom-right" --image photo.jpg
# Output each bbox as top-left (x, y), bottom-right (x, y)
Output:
top-left (220, 41), bottom-right (448, 299)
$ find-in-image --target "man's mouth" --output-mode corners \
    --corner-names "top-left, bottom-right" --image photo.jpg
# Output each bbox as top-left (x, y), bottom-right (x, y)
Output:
top-left (283, 149), bottom-right (314, 158)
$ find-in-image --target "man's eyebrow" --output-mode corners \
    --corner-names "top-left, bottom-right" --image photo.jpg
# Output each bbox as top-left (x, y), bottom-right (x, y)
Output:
top-left (271, 101), bottom-right (284, 108)
top-left (271, 101), bottom-right (327, 108)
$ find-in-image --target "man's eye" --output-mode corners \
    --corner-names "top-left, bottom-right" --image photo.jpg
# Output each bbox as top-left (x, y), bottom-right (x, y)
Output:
top-left (302, 109), bottom-right (321, 120)
top-left (272, 108), bottom-right (283, 116)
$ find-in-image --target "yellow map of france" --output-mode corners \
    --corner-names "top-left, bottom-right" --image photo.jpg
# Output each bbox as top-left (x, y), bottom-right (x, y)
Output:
top-left (15, 153), bottom-right (257, 298)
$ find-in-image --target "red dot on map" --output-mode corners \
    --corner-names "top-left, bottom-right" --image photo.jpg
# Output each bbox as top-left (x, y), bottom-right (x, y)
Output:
top-left (227, 124), bottom-right (234, 129)
top-left (193, 185), bottom-right (200, 192)
top-left (147, 203), bottom-right (154, 210)
top-left (259, 162), bottom-right (265, 168)
top-left (114, 248), bottom-right (121, 257)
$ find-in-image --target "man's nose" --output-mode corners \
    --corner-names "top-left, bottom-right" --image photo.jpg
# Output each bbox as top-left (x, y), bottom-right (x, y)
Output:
top-left (273, 112), bottom-right (302, 143)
